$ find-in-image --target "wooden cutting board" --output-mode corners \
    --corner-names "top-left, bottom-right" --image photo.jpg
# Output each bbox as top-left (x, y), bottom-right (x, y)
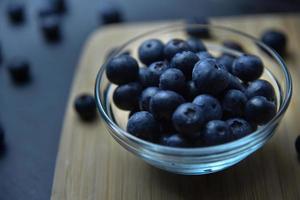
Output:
top-left (51, 14), bottom-right (300, 200)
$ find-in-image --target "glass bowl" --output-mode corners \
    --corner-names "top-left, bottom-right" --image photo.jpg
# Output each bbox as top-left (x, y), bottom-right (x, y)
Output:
top-left (95, 24), bottom-right (292, 175)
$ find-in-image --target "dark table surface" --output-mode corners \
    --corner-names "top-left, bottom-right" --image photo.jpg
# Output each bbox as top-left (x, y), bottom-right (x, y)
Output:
top-left (0, 0), bottom-right (299, 199)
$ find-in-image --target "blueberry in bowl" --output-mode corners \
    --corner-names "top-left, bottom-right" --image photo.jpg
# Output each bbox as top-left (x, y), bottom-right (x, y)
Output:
top-left (95, 24), bottom-right (292, 175)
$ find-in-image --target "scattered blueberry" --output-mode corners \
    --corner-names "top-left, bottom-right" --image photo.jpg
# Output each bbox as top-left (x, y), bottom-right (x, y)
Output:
top-left (232, 55), bottom-right (264, 82)
top-left (148, 61), bottom-right (170, 86)
top-left (223, 40), bottom-right (244, 53)
top-left (139, 87), bottom-right (161, 111)
top-left (261, 29), bottom-right (287, 56)
top-left (160, 134), bottom-right (190, 147)
top-left (171, 51), bottom-right (199, 80)
top-left (222, 89), bottom-right (247, 118)
top-left (106, 55), bottom-right (139, 85)
top-left (100, 2), bottom-right (123, 25)
top-left (164, 39), bottom-right (191, 60)
top-left (113, 82), bottom-right (142, 110)
top-left (186, 38), bottom-right (207, 53)
top-left (138, 39), bottom-right (165, 65)
top-left (159, 68), bottom-right (186, 93)
top-left (185, 80), bottom-right (200, 101)
top-left (185, 17), bottom-right (210, 38)
top-left (295, 135), bottom-right (300, 155)
top-left (193, 94), bottom-right (222, 122)
top-left (217, 54), bottom-right (235, 73)
top-left (202, 120), bottom-right (232, 145)
top-left (127, 111), bottom-right (160, 141)
top-left (139, 67), bottom-right (156, 87)
top-left (7, 3), bottom-right (25, 24)
top-left (246, 79), bottom-right (275, 101)
top-left (172, 103), bottom-right (205, 138)
top-left (245, 96), bottom-right (276, 125)
top-left (192, 59), bottom-right (230, 95)
top-left (40, 15), bottom-right (61, 42)
top-left (74, 94), bottom-right (97, 121)
top-left (196, 51), bottom-right (214, 60)
top-left (150, 90), bottom-right (185, 122)
top-left (7, 59), bottom-right (30, 84)
top-left (226, 118), bottom-right (253, 140)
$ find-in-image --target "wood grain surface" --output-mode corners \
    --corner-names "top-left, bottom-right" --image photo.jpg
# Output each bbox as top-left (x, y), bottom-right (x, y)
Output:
top-left (51, 14), bottom-right (300, 200)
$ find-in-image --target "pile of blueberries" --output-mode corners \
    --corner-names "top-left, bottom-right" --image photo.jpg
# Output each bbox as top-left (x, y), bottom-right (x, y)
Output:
top-left (106, 37), bottom-right (279, 147)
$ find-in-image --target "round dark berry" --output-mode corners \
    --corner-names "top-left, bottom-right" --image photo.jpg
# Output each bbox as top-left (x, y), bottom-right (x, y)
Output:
top-left (148, 61), bottom-right (170, 86)
top-left (171, 51), bottom-right (199, 80)
top-left (160, 134), bottom-right (190, 147)
top-left (74, 94), bottom-right (97, 121)
top-left (223, 40), bottom-right (244, 52)
top-left (217, 54), bottom-right (235, 73)
top-left (193, 94), bottom-right (222, 122)
top-left (226, 118), bottom-right (253, 140)
top-left (192, 59), bottom-right (230, 95)
top-left (139, 87), bottom-right (161, 111)
top-left (40, 15), bottom-right (61, 42)
top-left (185, 81), bottom-right (200, 101)
top-left (150, 90), bottom-right (185, 122)
top-left (164, 39), bottom-right (191, 60)
top-left (7, 3), bottom-right (25, 24)
top-left (127, 111), bottom-right (160, 141)
top-left (226, 73), bottom-right (245, 91)
top-left (245, 96), bottom-right (276, 125)
top-left (295, 135), bottom-right (300, 155)
top-left (185, 17), bottom-right (210, 38)
top-left (113, 82), bottom-right (142, 110)
top-left (139, 67), bottom-right (156, 87)
top-left (232, 55), bottom-right (264, 82)
top-left (202, 120), bottom-right (232, 145)
top-left (159, 68), bottom-right (186, 93)
top-left (261, 30), bottom-right (287, 56)
top-left (100, 2), bottom-right (123, 25)
top-left (246, 79), bottom-right (275, 101)
top-left (186, 38), bottom-right (207, 53)
top-left (7, 59), bottom-right (30, 84)
top-left (172, 103), bottom-right (205, 138)
top-left (106, 55), bottom-right (139, 85)
top-left (222, 89), bottom-right (247, 118)
top-left (196, 51), bottom-right (214, 60)
top-left (138, 39), bottom-right (165, 65)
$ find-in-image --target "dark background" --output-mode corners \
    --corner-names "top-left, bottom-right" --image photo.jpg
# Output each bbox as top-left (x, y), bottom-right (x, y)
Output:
top-left (0, 0), bottom-right (299, 199)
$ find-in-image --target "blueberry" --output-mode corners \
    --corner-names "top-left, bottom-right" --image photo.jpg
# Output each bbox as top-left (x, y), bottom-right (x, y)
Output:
top-left (139, 67), bottom-right (156, 87)
top-left (226, 72), bottom-right (245, 91)
top-left (223, 40), bottom-right (244, 53)
top-left (171, 51), bottom-right (199, 80)
top-left (159, 68), bottom-right (186, 93)
top-left (226, 118), bottom-right (253, 140)
top-left (164, 39), bottom-right (191, 60)
top-left (185, 17), bottom-right (210, 38)
top-left (185, 81), bottom-right (200, 101)
top-left (7, 3), bottom-right (25, 24)
top-left (217, 54), bottom-right (235, 73)
top-left (261, 30), bottom-right (287, 56)
top-left (100, 2), bottom-right (123, 25)
top-left (245, 96), bottom-right (276, 125)
top-left (193, 95), bottom-right (222, 122)
top-left (186, 38), bottom-right (207, 53)
top-left (196, 51), bottom-right (214, 60)
top-left (295, 135), bottom-right (300, 155)
top-left (192, 59), bottom-right (230, 95)
top-left (138, 39), bottom-right (165, 65)
top-left (51, 0), bottom-right (66, 13)
top-left (172, 103), bottom-right (205, 138)
top-left (113, 82), bottom-right (142, 110)
top-left (7, 59), bottom-right (30, 84)
top-left (246, 79), bottom-right (275, 101)
top-left (106, 55), bottom-right (139, 85)
top-left (222, 89), bottom-right (247, 118)
top-left (232, 55), bottom-right (264, 82)
top-left (202, 120), bottom-right (232, 145)
top-left (139, 87), bottom-right (161, 111)
top-left (127, 111), bottom-right (160, 141)
top-left (148, 61), bottom-right (170, 86)
top-left (40, 15), bottom-right (61, 42)
top-left (160, 134), bottom-right (190, 147)
top-left (74, 94), bottom-right (97, 121)
top-left (150, 90), bottom-right (185, 122)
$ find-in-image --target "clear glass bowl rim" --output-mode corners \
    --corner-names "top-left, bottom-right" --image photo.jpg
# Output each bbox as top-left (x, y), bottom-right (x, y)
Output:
top-left (95, 24), bottom-right (292, 156)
